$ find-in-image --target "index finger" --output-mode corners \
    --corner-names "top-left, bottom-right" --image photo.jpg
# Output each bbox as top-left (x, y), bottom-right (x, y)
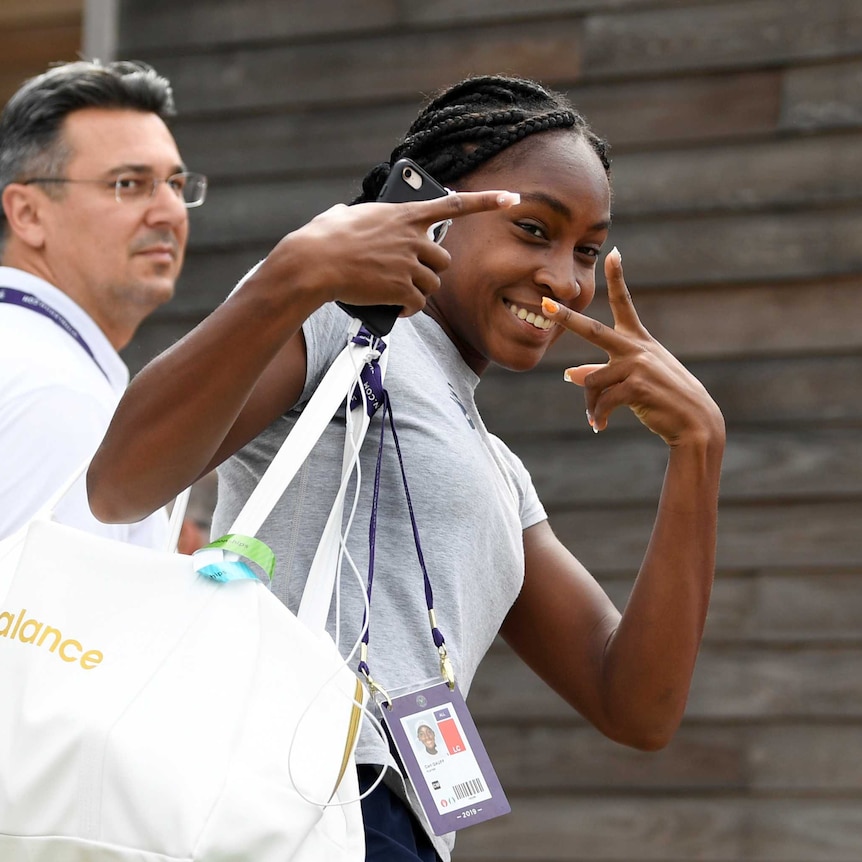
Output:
top-left (604, 247), bottom-right (645, 332)
top-left (540, 296), bottom-right (631, 355)
top-left (412, 189), bottom-right (521, 221)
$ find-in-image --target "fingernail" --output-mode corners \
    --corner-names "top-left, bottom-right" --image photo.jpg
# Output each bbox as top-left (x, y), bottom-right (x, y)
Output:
top-left (564, 369), bottom-right (574, 382)
top-left (542, 297), bottom-right (560, 315)
top-left (497, 192), bottom-right (520, 207)
top-left (610, 246), bottom-right (622, 263)
top-left (586, 409), bottom-right (600, 433)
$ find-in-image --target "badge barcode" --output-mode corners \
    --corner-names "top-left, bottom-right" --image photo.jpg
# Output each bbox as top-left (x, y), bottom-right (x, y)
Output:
top-left (453, 777), bottom-right (485, 800)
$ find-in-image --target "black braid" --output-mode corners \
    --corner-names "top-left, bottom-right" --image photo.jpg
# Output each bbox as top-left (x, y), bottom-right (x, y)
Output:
top-left (352, 75), bottom-right (610, 203)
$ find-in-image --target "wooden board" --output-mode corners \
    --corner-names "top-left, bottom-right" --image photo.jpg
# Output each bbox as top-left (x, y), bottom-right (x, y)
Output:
top-left (478, 354), bottom-right (862, 432)
top-left (470, 643), bottom-right (862, 721)
top-left (783, 58), bottom-right (862, 130)
top-left (537, 277), bottom-right (862, 364)
top-left (614, 569), bottom-right (862, 644)
top-left (714, 569), bottom-right (862, 643)
top-left (169, 107), bottom-right (862, 213)
top-left (506, 427), bottom-right (862, 507)
top-left (166, 71), bottom-right (785, 178)
top-left (119, 0), bottom-right (692, 52)
top-left (610, 132), bottom-right (862, 215)
top-left (138, 20), bottom-right (587, 114)
top-left (454, 797), bottom-right (862, 860)
top-left (571, 68), bottom-right (784, 147)
top-left (581, 0), bottom-right (862, 79)
top-left (547, 501), bottom-right (862, 572)
top-left (478, 722), bottom-right (862, 790)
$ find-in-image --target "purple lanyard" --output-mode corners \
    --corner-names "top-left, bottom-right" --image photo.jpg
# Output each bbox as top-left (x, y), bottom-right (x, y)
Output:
top-left (349, 331), bottom-right (453, 706)
top-left (0, 287), bottom-right (109, 381)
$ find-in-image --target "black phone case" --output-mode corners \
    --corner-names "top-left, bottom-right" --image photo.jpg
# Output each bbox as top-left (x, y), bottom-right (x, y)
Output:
top-left (336, 159), bottom-right (448, 338)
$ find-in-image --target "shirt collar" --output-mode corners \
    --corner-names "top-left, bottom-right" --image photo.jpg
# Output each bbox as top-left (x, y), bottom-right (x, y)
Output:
top-left (0, 266), bottom-right (130, 393)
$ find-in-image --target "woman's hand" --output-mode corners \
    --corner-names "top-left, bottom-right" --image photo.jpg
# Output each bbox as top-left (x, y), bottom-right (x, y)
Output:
top-left (541, 247), bottom-right (725, 448)
top-left (258, 190), bottom-right (521, 318)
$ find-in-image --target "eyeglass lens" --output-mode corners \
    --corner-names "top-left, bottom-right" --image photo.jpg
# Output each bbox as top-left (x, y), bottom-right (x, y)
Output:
top-left (115, 172), bottom-right (207, 207)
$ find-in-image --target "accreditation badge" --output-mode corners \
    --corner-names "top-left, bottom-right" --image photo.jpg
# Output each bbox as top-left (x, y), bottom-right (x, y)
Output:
top-left (380, 680), bottom-right (510, 834)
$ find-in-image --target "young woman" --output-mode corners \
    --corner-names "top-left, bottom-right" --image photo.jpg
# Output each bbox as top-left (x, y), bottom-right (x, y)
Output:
top-left (89, 75), bottom-right (725, 862)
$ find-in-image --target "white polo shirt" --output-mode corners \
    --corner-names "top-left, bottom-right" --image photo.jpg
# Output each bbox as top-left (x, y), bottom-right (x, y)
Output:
top-left (0, 266), bottom-right (168, 547)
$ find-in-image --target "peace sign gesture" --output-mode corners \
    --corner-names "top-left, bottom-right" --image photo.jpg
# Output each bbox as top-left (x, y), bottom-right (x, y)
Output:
top-left (541, 248), bottom-right (724, 447)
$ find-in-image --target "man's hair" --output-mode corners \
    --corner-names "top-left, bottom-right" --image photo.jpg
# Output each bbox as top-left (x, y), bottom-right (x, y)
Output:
top-left (0, 60), bottom-right (176, 232)
top-left (353, 75), bottom-right (610, 203)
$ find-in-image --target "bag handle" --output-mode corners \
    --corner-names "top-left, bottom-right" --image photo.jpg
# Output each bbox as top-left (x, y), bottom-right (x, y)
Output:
top-left (165, 486), bottom-right (192, 552)
top-left (296, 343), bottom-right (388, 630)
top-left (219, 327), bottom-right (387, 628)
top-left (226, 335), bottom-right (381, 539)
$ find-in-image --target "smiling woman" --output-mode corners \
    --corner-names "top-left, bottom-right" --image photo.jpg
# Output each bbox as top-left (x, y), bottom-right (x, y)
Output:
top-left (421, 132), bottom-right (610, 375)
top-left (88, 74), bottom-right (725, 862)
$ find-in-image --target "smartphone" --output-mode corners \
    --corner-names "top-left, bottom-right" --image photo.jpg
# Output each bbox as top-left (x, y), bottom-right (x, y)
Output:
top-left (337, 159), bottom-right (449, 338)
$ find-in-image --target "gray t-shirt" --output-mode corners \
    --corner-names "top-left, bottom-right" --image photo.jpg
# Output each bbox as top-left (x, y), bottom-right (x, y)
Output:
top-left (214, 303), bottom-right (547, 858)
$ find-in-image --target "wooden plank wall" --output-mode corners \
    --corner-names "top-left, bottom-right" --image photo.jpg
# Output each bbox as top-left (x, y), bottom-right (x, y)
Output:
top-left (114, 1), bottom-right (862, 860)
top-left (0, 0), bottom-right (83, 104)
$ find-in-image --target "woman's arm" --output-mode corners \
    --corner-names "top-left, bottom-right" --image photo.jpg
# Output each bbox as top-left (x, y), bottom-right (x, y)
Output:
top-left (501, 248), bottom-right (725, 750)
top-left (88, 191), bottom-right (518, 524)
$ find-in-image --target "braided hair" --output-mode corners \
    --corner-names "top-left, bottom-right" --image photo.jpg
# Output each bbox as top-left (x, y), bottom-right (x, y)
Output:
top-left (353, 75), bottom-right (610, 204)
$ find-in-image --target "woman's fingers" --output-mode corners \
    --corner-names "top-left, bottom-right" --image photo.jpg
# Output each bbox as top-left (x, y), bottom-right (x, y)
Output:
top-left (311, 191), bottom-right (521, 311)
top-left (563, 362), bottom-right (629, 433)
top-left (410, 189), bottom-right (521, 224)
top-left (541, 295), bottom-right (632, 356)
top-left (539, 247), bottom-right (646, 354)
top-left (562, 364), bottom-right (606, 386)
top-left (545, 248), bottom-right (721, 441)
top-left (603, 248), bottom-right (645, 334)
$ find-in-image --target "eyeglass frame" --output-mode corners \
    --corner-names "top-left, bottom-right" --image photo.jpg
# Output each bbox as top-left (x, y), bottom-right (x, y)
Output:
top-left (20, 170), bottom-right (208, 208)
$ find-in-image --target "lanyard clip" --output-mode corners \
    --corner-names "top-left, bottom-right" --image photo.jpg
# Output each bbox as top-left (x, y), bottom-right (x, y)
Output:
top-left (359, 643), bottom-right (392, 709)
top-left (438, 644), bottom-right (456, 691)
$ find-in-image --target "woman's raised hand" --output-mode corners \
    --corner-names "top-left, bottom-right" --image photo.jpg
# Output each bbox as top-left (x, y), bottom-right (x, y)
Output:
top-left (259, 191), bottom-right (520, 317)
top-left (541, 248), bottom-right (725, 448)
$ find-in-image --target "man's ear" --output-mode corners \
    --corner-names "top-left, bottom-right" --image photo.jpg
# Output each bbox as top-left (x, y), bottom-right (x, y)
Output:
top-left (1, 183), bottom-right (47, 249)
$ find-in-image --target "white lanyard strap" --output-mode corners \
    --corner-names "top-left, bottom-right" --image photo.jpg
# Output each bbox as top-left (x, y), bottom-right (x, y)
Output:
top-left (227, 337), bottom-right (382, 539)
top-left (296, 346), bottom-right (389, 630)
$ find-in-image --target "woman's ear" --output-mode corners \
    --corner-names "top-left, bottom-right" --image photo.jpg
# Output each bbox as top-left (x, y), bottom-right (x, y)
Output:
top-left (2, 183), bottom-right (48, 250)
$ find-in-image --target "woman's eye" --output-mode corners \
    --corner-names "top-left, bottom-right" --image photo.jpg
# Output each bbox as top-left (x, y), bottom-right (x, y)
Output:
top-left (576, 246), bottom-right (601, 259)
top-left (517, 222), bottom-right (547, 240)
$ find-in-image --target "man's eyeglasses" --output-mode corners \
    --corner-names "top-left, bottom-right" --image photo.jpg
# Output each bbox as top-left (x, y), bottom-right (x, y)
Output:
top-left (22, 171), bottom-right (208, 208)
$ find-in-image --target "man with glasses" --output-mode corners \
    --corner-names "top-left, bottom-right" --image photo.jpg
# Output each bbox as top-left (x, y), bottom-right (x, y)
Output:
top-left (0, 60), bottom-right (206, 543)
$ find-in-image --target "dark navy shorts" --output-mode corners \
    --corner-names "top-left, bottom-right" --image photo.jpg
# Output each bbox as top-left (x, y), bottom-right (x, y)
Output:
top-left (358, 765), bottom-right (442, 862)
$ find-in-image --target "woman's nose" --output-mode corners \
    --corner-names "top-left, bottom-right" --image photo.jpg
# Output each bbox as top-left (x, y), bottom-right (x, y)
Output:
top-left (535, 257), bottom-right (581, 302)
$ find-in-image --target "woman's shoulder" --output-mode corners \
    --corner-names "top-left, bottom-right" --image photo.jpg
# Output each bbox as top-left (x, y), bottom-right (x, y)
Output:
top-left (297, 303), bottom-right (358, 404)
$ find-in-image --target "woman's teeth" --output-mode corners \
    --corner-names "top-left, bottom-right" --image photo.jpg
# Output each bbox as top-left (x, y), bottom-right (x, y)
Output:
top-left (507, 302), bottom-right (553, 330)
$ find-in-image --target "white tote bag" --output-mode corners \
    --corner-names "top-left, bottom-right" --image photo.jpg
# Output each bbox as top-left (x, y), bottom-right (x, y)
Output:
top-left (0, 332), bottom-right (385, 862)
